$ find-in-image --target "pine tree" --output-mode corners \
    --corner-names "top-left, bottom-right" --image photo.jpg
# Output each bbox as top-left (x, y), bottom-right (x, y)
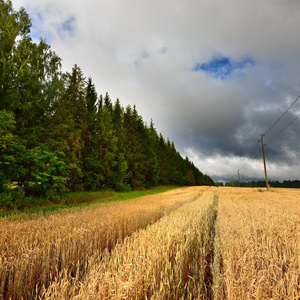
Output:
top-left (145, 120), bottom-right (159, 187)
top-left (94, 105), bottom-right (119, 188)
top-left (103, 92), bottom-right (113, 113)
top-left (81, 78), bottom-right (98, 188)
top-left (111, 99), bottom-right (128, 190)
top-left (50, 65), bottom-right (87, 190)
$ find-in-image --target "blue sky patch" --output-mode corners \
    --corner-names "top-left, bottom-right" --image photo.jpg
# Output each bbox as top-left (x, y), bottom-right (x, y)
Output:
top-left (30, 11), bottom-right (48, 42)
top-left (159, 47), bottom-right (167, 54)
top-left (193, 55), bottom-right (255, 80)
top-left (57, 16), bottom-right (77, 39)
top-left (61, 17), bottom-right (76, 32)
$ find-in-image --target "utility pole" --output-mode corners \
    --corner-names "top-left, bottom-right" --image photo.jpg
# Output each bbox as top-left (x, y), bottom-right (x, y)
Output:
top-left (260, 134), bottom-right (270, 191)
top-left (238, 169), bottom-right (240, 187)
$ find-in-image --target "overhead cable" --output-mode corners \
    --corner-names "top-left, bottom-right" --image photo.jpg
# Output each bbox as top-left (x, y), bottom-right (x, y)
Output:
top-left (237, 94), bottom-right (300, 181)
top-left (239, 140), bottom-right (260, 171)
top-left (264, 95), bottom-right (300, 136)
top-left (266, 114), bottom-right (300, 145)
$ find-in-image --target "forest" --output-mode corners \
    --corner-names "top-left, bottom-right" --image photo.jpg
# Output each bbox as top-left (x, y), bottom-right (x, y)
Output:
top-left (0, 0), bottom-right (214, 206)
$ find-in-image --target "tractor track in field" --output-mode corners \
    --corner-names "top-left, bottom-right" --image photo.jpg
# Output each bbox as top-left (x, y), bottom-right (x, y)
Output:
top-left (203, 194), bottom-right (224, 299)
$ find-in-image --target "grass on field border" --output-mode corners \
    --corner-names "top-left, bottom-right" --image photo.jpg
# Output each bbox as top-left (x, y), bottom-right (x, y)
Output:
top-left (0, 186), bottom-right (180, 219)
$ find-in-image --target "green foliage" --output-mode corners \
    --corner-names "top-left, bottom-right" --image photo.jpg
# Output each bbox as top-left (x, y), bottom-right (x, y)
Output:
top-left (114, 182), bottom-right (131, 192)
top-left (0, 186), bottom-right (25, 210)
top-left (0, 110), bottom-right (27, 191)
top-left (0, 110), bottom-right (14, 191)
top-left (24, 147), bottom-right (69, 199)
top-left (0, 0), bottom-right (61, 148)
top-left (225, 180), bottom-right (240, 187)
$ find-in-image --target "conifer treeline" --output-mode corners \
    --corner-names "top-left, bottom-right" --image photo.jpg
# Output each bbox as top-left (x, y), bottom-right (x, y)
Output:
top-left (0, 1), bottom-right (214, 202)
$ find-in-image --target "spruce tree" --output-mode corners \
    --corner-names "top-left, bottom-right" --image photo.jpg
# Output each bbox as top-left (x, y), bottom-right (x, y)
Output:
top-left (50, 65), bottom-right (87, 190)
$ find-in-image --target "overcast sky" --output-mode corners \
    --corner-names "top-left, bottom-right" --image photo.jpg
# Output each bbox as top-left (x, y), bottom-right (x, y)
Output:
top-left (13, 0), bottom-right (300, 183)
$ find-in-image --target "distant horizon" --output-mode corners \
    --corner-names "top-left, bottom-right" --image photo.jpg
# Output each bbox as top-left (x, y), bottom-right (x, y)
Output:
top-left (215, 177), bottom-right (300, 184)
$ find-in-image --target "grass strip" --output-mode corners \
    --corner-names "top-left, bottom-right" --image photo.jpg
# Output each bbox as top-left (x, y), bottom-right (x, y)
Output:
top-left (0, 186), bottom-right (179, 219)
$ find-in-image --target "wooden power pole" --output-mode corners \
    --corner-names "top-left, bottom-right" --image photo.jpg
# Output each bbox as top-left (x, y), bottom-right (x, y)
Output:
top-left (260, 134), bottom-right (270, 190)
top-left (238, 169), bottom-right (240, 187)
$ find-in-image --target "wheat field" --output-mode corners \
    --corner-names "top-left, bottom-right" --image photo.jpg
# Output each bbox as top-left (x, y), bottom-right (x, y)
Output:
top-left (216, 187), bottom-right (300, 299)
top-left (0, 187), bottom-right (206, 299)
top-left (0, 186), bottom-right (299, 299)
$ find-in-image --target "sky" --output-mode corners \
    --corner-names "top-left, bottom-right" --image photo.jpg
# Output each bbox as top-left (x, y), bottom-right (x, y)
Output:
top-left (12, 0), bottom-right (300, 183)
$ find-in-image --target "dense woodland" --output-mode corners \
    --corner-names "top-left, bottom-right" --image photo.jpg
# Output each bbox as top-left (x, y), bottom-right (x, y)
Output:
top-left (0, 1), bottom-right (214, 205)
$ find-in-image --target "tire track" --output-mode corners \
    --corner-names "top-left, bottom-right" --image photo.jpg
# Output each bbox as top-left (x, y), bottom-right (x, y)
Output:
top-left (203, 194), bottom-right (224, 299)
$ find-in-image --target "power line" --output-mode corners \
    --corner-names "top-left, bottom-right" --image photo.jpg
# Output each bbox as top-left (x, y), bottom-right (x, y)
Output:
top-left (260, 134), bottom-right (270, 190)
top-left (264, 94), bottom-right (300, 136)
top-left (239, 140), bottom-right (260, 172)
top-left (236, 94), bottom-right (300, 184)
top-left (266, 114), bottom-right (300, 145)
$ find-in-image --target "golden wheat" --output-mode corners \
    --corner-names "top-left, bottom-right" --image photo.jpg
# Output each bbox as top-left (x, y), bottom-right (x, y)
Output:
top-left (1, 186), bottom-right (299, 300)
top-left (216, 187), bottom-right (300, 299)
top-left (42, 187), bottom-right (216, 299)
top-left (0, 187), bottom-right (206, 299)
